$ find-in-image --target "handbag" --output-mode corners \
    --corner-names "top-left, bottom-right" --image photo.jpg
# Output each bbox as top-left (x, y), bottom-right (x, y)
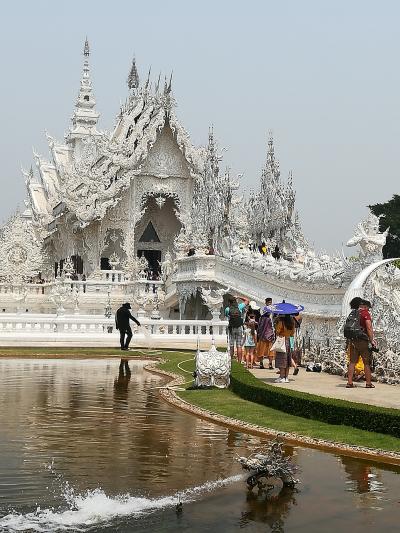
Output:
top-left (271, 335), bottom-right (286, 353)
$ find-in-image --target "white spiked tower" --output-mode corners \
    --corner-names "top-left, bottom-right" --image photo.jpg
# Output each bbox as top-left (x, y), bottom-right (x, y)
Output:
top-left (66, 38), bottom-right (100, 145)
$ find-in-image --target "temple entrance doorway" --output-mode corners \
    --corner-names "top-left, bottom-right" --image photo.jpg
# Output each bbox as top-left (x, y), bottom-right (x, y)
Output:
top-left (137, 250), bottom-right (162, 276)
top-left (135, 195), bottom-right (181, 277)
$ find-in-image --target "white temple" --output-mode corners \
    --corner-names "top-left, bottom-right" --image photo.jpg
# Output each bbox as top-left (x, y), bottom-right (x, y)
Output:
top-left (0, 40), bottom-right (398, 354)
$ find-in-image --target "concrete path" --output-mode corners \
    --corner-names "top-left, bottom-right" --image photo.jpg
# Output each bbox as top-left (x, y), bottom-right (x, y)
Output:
top-left (250, 366), bottom-right (400, 410)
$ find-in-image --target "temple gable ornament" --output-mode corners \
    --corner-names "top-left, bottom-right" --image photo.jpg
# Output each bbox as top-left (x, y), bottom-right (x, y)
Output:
top-left (140, 125), bottom-right (190, 180)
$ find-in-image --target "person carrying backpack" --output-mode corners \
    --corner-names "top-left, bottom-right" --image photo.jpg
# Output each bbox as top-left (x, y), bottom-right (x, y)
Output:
top-left (224, 296), bottom-right (248, 362)
top-left (344, 297), bottom-right (376, 388)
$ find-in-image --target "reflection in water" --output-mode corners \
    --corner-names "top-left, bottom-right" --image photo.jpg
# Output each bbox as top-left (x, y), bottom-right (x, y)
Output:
top-left (341, 455), bottom-right (376, 494)
top-left (0, 359), bottom-right (399, 533)
top-left (241, 486), bottom-right (297, 531)
top-left (340, 455), bottom-right (388, 514)
top-left (114, 359), bottom-right (132, 401)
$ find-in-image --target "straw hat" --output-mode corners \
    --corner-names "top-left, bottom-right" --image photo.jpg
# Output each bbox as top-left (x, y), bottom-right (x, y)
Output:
top-left (249, 300), bottom-right (260, 311)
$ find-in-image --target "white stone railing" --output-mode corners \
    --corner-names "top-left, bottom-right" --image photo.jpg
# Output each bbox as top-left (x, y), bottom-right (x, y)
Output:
top-left (0, 278), bottom-right (166, 314)
top-left (97, 269), bottom-right (125, 283)
top-left (0, 313), bottom-right (228, 348)
top-left (173, 254), bottom-right (345, 316)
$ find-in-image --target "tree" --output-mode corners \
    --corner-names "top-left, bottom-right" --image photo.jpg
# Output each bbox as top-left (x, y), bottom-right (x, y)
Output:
top-left (369, 194), bottom-right (400, 259)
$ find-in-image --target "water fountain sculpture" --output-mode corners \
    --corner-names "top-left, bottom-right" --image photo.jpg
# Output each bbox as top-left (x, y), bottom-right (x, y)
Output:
top-left (238, 440), bottom-right (298, 494)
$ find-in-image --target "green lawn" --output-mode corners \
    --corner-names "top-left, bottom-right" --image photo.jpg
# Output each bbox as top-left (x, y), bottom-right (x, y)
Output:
top-left (158, 351), bottom-right (400, 453)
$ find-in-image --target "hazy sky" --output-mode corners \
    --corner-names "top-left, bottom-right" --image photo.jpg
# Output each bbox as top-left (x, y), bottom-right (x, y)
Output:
top-left (1, 0), bottom-right (399, 251)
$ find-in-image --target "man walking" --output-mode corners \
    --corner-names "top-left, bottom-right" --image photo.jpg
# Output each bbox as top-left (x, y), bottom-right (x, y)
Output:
top-left (345, 297), bottom-right (376, 388)
top-left (225, 296), bottom-right (248, 362)
top-left (115, 302), bottom-right (141, 351)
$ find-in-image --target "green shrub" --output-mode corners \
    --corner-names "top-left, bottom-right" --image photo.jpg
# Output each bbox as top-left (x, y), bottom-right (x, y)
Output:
top-left (230, 362), bottom-right (400, 438)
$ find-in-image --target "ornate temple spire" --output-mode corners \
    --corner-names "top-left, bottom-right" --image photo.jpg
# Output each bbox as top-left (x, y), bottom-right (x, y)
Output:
top-left (266, 131), bottom-right (280, 179)
top-left (127, 57), bottom-right (139, 90)
top-left (207, 125), bottom-right (219, 177)
top-left (66, 38), bottom-right (100, 145)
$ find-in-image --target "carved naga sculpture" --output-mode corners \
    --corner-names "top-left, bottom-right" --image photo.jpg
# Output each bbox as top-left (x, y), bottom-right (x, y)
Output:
top-left (238, 440), bottom-right (298, 494)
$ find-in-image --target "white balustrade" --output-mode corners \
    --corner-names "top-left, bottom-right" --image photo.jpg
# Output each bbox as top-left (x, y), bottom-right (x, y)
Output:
top-left (0, 313), bottom-right (228, 349)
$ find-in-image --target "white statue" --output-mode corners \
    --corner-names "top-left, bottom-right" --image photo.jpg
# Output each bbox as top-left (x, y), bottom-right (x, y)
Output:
top-left (200, 286), bottom-right (229, 320)
top-left (160, 251), bottom-right (173, 281)
top-left (49, 281), bottom-right (70, 314)
top-left (347, 213), bottom-right (388, 259)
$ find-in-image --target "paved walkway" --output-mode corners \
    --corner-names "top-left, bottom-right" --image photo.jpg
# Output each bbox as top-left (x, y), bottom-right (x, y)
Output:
top-left (250, 366), bottom-right (400, 410)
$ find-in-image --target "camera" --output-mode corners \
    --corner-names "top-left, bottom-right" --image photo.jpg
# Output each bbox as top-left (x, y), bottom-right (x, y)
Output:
top-left (368, 343), bottom-right (379, 353)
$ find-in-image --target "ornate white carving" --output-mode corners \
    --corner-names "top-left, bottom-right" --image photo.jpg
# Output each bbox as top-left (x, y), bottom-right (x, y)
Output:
top-left (123, 255), bottom-right (148, 281)
top-left (347, 213), bottom-right (388, 260)
top-left (109, 252), bottom-right (120, 270)
top-left (49, 281), bottom-right (70, 314)
top-left (200, 286), bottom-right (229, 319)
top-left (62, 257), bottom-right (75, 279)
top-left (195, 343), bottom-right (231, 388)
top-left (0, 214), bottom-right (46, 284)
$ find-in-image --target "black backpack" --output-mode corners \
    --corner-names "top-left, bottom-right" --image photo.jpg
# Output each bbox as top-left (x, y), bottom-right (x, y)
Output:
top-left (228, 304), bottom-right (243, 329)
top-left (343, 309), bottom-right (368, 340)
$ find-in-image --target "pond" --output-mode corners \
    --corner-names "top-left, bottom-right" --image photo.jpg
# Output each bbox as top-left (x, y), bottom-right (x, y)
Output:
top-left (0, 358), bottom-right (399, 532)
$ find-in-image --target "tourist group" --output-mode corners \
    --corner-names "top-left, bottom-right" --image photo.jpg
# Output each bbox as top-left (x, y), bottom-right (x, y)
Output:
top-left (225, 294), bottom-right (377, 388)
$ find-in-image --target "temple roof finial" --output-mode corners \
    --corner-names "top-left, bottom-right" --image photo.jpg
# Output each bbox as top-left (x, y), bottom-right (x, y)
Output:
top-left (268, 129), bottom-right (274, 151)
top-left (144, 67), bottom-right (151, 90)
top-left (155, 72), bottom-right (161, 92)
top-left (263, 130), bottom-right (279, 179)
top-left (167, 71), bottom-right (173, 94)
top-left (66, 38), bottom-right (100, 145)
top-left (127, 57), bottom-right (139, 90)
top-left (84, 37), bottom-right (90, 57)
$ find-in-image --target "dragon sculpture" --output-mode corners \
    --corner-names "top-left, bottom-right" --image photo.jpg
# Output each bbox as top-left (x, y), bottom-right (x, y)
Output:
top-left (237, 440), bottom-right (298, 495)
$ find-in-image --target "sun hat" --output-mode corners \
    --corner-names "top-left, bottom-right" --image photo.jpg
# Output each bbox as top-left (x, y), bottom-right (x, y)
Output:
top-left (249, 300), bottom-right (261, 311)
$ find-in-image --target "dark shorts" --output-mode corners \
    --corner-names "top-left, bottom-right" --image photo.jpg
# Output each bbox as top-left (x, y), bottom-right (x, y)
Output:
top-left (349, 339), bottom-right (372, 366)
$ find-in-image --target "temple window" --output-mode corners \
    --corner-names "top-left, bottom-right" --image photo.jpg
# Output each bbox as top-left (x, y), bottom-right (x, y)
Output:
top-left (139, 222), bottom-right (160, 243)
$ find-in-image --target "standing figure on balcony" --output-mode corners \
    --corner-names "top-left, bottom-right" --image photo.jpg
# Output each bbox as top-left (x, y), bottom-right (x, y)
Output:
top-left (115, 302), bottom-right (141, 351)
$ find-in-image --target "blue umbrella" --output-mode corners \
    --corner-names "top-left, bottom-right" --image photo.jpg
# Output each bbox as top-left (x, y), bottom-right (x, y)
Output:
top-left (263, 300), bottom-right (304, 315)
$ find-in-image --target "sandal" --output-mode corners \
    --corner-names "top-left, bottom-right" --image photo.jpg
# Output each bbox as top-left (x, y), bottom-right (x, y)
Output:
top-left (346, 383), bottom-right (356, 388)
top-left (366, 383), bottom-right (375, 388)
